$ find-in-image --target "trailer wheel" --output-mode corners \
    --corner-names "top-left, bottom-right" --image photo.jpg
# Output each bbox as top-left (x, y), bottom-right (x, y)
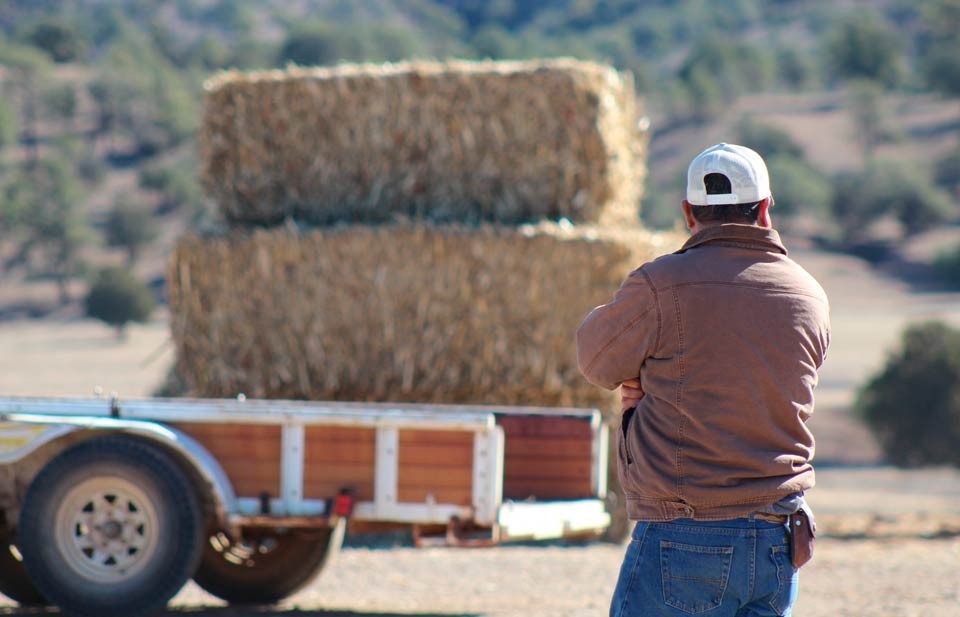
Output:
top-left (193, 518), bottom-right (344, 605)
top-left (18, 436), bottom-right (203, 617)
top-left (0, 533), bottom-right (46, 606)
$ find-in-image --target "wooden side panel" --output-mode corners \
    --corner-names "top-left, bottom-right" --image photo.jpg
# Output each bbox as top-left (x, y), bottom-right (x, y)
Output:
top-left (398, 430), bottom-right (473, 505)
top-left (304, 426), bottom-right (376, 501)
top-left (175, 423), bottom-right (281, 497)
top-left (498, 415), bottom-right (594, 500)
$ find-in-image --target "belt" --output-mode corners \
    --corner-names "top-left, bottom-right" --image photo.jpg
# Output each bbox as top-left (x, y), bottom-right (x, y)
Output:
top-left (752, 512), bottom-right (789, 524)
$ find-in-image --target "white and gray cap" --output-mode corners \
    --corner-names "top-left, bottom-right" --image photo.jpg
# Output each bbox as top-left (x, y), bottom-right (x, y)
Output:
top-left (686, 143), bottom-right (771, 206)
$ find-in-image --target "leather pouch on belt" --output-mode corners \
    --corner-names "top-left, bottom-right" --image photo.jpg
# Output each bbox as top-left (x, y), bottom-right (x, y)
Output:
top-left (788, 505), bottom-right (816, 568)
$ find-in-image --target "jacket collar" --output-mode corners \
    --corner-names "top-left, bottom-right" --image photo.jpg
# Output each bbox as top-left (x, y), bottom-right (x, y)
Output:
top-left (677, 224), bottom-right (788, 256)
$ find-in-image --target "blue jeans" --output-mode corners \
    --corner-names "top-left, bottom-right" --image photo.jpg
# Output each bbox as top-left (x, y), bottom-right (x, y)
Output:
top-left (610, 517), bottom-right (798, 617)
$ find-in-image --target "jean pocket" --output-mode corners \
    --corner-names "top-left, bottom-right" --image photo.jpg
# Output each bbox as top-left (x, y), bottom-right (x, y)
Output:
top-left (768, 544), bottom-right (799, 615)
top-left (660, 541), bottom-right (734, 614)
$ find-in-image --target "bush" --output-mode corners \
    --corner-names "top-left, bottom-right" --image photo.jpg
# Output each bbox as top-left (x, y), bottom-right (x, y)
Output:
top-left (20, 19), bottom-right (87, 63)
top-left (736, 119), bottom-right (804, 160)
top-left (935, 245), bottom-right (960, 289)
top-left (85, 266), bottom-right (155, 336)
top-left (830, 161), bottom-right (952, 244)
top-left (822, 13), bottom-right (903, 86)
top-left (766, 154), bottom-right (833, 218)
top-left (104, 198), bottom-right (158, 264)
top-left (856, 321), bottom-right (960, 467)
top-left (0, 99), bottom-right (18, 150)
top-left (934, 147), bottom-right (960, 195)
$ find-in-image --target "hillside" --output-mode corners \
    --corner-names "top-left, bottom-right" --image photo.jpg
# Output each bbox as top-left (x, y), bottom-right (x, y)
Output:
top-left (0, 0), bottom-right (957, 319)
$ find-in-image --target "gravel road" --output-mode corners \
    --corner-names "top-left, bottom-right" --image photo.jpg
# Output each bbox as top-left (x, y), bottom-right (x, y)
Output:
top-left (2, 536), bottom-right (957, 617)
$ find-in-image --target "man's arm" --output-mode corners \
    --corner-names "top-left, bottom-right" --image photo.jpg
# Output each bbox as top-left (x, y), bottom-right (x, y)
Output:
top-left (576, 268), bottom-right (659, 391)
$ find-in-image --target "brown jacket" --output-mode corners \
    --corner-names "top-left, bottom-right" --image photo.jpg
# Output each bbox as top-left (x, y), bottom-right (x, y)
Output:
top-left (577, 224), bottom-right (830, 521)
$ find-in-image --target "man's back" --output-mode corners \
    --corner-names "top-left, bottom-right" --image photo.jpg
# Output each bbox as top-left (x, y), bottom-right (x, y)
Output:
top-left (621, 224), bottom-right (829, 520)
top-left (582, 142), bottom-right (829, 617)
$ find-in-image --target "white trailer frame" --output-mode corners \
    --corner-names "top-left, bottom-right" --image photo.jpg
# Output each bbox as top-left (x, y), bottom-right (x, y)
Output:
top-left (0, 395), bottom-right (609, 540)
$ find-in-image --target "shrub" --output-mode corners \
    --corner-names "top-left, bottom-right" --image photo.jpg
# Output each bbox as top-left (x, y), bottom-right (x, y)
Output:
top-left (830, 161), bottom-right (952, 244)
top-left (104, 198), bottom-right (158, 264)
top-left (856, 321), bottom-right (960, 467)
top-left (766, 154), bottom-right (833, 218)
top-left (934, 147), bottom-right (960, 195)
top-left (85, 266), bottom-right (155, 337)
top-left (822, 13), bottom-right (904, 86)
top-left (736, 119), bottom-right (804, 160)
top-left (935, 245), bottom-right (960, 289)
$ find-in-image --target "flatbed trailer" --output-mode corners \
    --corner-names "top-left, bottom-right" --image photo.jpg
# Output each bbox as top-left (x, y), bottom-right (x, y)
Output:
top-left (0, 395), bottom-right (610, 617)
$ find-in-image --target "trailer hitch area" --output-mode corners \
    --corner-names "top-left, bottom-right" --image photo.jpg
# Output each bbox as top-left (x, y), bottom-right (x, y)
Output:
top-left (413, 516), bottom-right (501, 548)
top-left (331, 488), bottom-right (355, 518)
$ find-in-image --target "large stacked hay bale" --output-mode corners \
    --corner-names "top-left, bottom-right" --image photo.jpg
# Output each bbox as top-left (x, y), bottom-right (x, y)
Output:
top-left (169, 223), bottom-right (677, 409)
top-left (201, 59), bottom-right (644, 227)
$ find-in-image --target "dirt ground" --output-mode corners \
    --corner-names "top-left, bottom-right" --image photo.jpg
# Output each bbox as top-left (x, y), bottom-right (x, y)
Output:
top-left (0, 244), bottom-right (959, 616)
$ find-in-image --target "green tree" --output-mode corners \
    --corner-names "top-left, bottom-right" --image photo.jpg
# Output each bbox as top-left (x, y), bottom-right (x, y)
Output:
top-left (822, 13), bottom-right (903, 87)
top-left (934, 147), bottom-right (960, 196)
top-left (105, 198), bottom-right (158, 265)
top-left (0, 42), bottom-right (52, 166)
top-left (42, 81), bottom-right (77, 132)
top-left (22, 156), bottom-right (91, 304)
top-left (736, 119), bottom-right (804, 160)
top-left (1, 153), bottom-right (90, 301)
top-left (935, 245), bottom-right (960, 289)
top-left (138, 157), bottom-right (207, 219)
top-left (856, 321), bottom-right (960, 467)
top-left (831, 161), bottom-right (952, 245)
top-left (848, 80), bottom-right (888, 157)
top-left (85, 266), bottom-right (155, 338)
top-left (20, 19), bottom-right (87, 63)
top-left (920, 0), bottom-right (960, 97)
top-left (277, 22), bottom-right (369, 66)
top-left (679, 37), bottom-right (775, 97)
top-left (0, 99), bottom-right (18, 152)
top-left (776, 45), bottom-right (818, 90)
top-left (766, 155), bottom-right (833, 219)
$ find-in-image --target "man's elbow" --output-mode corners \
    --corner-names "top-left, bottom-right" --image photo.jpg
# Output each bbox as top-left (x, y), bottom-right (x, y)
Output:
top-left (576, 331), bottom-right (618, 391)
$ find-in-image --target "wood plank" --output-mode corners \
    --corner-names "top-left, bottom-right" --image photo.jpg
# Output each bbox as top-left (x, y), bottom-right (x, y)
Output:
top-left (399, 444), bottom-right (473, 467)
top-left (304, 480), bottom-right (374, 501)
top-left (504, 437), bottom-right (592, 459)
top-left (497, 415), bottom-right (592, 439)
top-left (504, 459), bottom-right (592, 481)
top-left (304, 442), bottom-right (376, 464)
top-left (399, 430), bottom-right (474, 446)
top-left (399, 466), bottom-right (472, 488)
top-left (503, 479), bottom-right (593, 500)
top-left (306, 426), bottom-right (377, 442)
top-left (176, 423), bottom-right (281, 497)
top-left (174, 423), bottom-right (282, 439)
top-left (397, 486), bottom-right (472, 505)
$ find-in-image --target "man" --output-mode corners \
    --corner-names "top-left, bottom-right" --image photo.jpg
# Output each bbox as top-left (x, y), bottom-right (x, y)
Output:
top-left (577, 143), bottom-right (830, 617)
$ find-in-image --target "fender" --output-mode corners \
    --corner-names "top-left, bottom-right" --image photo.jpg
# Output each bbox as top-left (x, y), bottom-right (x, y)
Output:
top-left (0, 413), bottom-right (237, 526)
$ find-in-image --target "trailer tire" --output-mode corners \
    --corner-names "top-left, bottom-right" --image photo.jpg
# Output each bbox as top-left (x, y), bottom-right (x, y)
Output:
top-left (0, 533), bottom-right (46, 606)
top-left (18, 436), bottom-right (203, 617)
top-left (193, 518), bottom-right (344, 605)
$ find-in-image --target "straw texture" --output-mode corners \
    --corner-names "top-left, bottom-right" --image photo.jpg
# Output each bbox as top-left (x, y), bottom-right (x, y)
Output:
top-left (201, 59), bottom-right (645, 226)
top-left (168, 223), bottom-right (679, 409)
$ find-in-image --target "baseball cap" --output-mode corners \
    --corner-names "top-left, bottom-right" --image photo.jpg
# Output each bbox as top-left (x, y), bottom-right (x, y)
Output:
top-left (686, 143), bottom-right (771, 206)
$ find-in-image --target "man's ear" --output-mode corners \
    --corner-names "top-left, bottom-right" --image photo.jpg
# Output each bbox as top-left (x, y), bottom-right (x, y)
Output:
top-left (681, 200), bottom-right (698, 231)
top-left (758, 197), bottom-right (773, 229)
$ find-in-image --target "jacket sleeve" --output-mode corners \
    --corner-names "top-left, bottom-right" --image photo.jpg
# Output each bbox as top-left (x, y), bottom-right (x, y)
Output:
top-left (576, 267), bottom-right (659, 391)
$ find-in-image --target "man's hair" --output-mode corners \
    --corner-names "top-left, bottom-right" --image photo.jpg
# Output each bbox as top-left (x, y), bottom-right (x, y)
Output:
top-left (690, 173), bottom-right (762, 224)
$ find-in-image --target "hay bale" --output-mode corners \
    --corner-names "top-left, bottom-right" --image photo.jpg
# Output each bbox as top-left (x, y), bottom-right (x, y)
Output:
top-left (168, 223), bottom-right (679, 409)
top-left (201, 59), bottom-right (645, 227)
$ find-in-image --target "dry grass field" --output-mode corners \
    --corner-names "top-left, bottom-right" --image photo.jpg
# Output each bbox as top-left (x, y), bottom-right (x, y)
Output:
top-left (0, 241), bottom-right (958, 615)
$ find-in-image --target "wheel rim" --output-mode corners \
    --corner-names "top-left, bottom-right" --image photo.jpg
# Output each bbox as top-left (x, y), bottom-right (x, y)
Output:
top-left (53, 477), bottom-right (160, 583)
